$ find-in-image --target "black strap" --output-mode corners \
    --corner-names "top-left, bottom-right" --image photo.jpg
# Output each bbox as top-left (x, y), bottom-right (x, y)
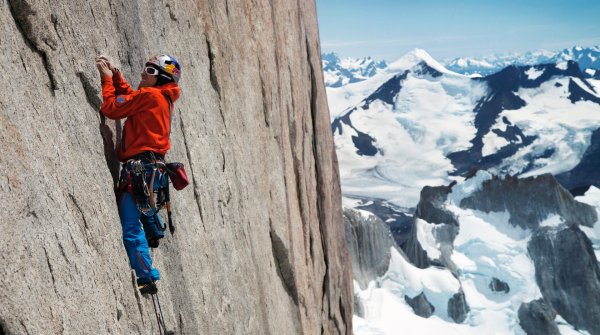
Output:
top-left (164, 94), bottom-right (173, 138)
top-left (162, 94), bottom-right (176, 236)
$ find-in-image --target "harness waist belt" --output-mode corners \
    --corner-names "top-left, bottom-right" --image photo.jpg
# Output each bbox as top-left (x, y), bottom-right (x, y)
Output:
top-left (130, 151), bottom-right (165, 162)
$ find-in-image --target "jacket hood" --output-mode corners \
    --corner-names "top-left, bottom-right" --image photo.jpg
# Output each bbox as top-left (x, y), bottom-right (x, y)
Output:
top-left (156, 82), bottom-right (180, 103)
top-left (138, 82), bottom-right (181, 102)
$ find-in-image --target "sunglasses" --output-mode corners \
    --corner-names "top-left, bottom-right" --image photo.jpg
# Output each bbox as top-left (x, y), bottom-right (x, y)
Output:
top-left (143, 66), bottom-right (160, 76)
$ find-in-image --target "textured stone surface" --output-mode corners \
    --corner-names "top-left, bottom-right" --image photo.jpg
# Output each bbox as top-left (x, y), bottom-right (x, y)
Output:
top-left (415, 185), bottom-right (458, 227)
top-left (460, 174), bottom-right (597, 229)
top-left (403, 184), bottom-right (459, 270)
top-left (447, 290), bottom-right (470, 323)
top-left (0, 0), bottom-right (352, 334)
top-left (489, 277), bottom-right (510, 294)
top-left (518, 299), bottom-right (560, 335)
top-left (349, 197), bottom-right (414, 246)
top-left (405, 293), bottom-right (435, 318)
top-left (528, 225), bottom-right (600, 335)
top-left (343, 208), bottom-right (397, 289)
top-left (406, 173), bottom-right (600, 330)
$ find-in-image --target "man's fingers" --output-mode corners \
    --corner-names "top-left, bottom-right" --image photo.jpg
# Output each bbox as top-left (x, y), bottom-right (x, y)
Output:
top-left (97, 60), bottom-right (110, 70)
top-left (97, 57), bottom-right (116, 72)
top-left (95, 57), bottom-right (116, 76)
top-left (96, 59), bottom-right (112, 76)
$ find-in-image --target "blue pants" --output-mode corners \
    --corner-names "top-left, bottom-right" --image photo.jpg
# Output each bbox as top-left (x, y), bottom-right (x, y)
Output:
top-left (117, 165), bottom-right (167, 283)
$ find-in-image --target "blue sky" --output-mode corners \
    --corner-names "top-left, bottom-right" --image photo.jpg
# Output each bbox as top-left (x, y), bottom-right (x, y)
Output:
top-left (316, 0), bottom-right (600, 61)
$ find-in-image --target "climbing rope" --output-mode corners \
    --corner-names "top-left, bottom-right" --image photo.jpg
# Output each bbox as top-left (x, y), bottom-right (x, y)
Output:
top-left (151, 293), bottom-right (171, 335)
top-left (150, 294), bottom-right (163, 334)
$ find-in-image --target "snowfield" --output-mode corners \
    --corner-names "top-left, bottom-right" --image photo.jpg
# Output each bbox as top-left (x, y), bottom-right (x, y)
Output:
top-left (331, 48), bottom-right (600, 335)
top-left (488, 77), bottom-right (600, 178)
top-left (351, 175), bottom-right (600, 335)
top-left (333, 50), bottom-right (488, 207)
top-left (330, 49), bottom-right (600, 209)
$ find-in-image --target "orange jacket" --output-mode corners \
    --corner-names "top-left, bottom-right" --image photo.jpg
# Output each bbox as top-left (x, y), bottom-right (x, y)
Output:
top-left (100, 71), bottom-right (181, 161)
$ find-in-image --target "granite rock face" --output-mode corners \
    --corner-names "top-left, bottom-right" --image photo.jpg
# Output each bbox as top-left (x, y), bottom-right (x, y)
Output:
top-left (343, 208), bottom-right (397, 289)
top-left (415, 185), bottom-right (459, 227)
top-left (447, 290), bottom-right (470, 323)
top-left (518, 299), bottom-right (560, 335)
top-left (403, 173), bottom-right (600, 329)
top-left (528, 225), bottom-right (600, 335)
top-left (460, 174), bottom-right (597, 229)
top-left (0, 1), bottom-right (352, 334)
top-left (403, 185), bottom-right (459, 270)
top-left (405, 293), bottom-right (435, 318)
top-left (489, 277), bottom-right (510, 294)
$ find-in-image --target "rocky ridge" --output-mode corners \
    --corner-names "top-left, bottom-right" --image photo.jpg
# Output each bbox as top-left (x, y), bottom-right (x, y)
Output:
top-left (343, 208), bottom-right (397, 289)
top-left (408, 173), bottom-right (600, 334)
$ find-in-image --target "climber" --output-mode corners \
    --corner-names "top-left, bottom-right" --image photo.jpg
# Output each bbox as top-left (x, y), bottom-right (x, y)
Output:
top-left (96, 54), bottom-right (181, 295)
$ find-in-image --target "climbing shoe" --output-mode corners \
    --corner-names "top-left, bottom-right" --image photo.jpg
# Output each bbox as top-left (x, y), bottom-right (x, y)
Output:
top-left (138, 281), bottom-right (158, 295)
top-left (147, 237), bottom-right (160, 248)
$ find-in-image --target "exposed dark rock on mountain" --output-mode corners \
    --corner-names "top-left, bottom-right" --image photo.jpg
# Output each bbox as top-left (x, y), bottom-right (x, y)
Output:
top-left (404, 172), bottom-right (600, 329)
top-left (518, 299), bottom-right (560, 335)
top-left (401, 225), bottom-right (431, 270)
top-left (405, 293), bottom-right (435, 318)
top-left (386, 215), bottom-right (414, 245)
top-left (364, 70), bottom-right (409, 107)
top-left (413, 61), bottom-right (443, 78)
top-left (0, 1), bottom-right (352, 334)
top-left (343, 203), bottom-right (469, 324)
top-left (431, 223), bottom-right (460, 273)
top-left (322, 52), bottom-right (387, 88)
top-left (446, 46), bottom-right (600, 77)
top-left (460, 174), bottom-right (597, 229)
top-left (343, 208), bottom-right (398, 289)
top-left (448, 65), bottom-right (528, 174)
top-left (528, 225), bottom-right (600, 335)
top-left (330, 69), bottom-right (412, 157)
top-left (568, 78), bottom-right (600, 103)
top-left (331, 110), bottom-right (380, 157)
top-left (415, 185), bottom-right (458, 227)
top-left (322, 53), bottom-right (364, 87)
top-left (400, 185), bottom-right (460, 271)
top-left (448, 290), bottom-right (470, 323)
top-left (489, 277), bottom-right (510, 294)
top-left (448, 61), bottom-right (598, 176)
top-left (557, 127), bottom-right (600, 195)
top-left (350, 197), bottom-right (414, 245)
top-left (354, 292), bottom-right (365, 318)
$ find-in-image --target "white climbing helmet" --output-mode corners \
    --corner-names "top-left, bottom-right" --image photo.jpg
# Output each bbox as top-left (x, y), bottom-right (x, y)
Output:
top-left (146, 54), bottom-right (181, 83)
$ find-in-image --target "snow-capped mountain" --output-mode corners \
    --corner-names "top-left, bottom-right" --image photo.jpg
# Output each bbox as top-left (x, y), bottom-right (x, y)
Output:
top-left (347, 172), bottom-right (600, 335)
top-left (322, 52), bottom-right (388, 87)
top-left (330, 48), bottom-right (600, 335)
top-left (445, 46), bottom-right (600, 76)
top-left (331, 49), bottom-right (600, 208)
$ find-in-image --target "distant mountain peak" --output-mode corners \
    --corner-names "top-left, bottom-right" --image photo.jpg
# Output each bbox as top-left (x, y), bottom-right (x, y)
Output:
top-left (322, 52), bottom-right (388, 88)
top-left (328, 47), bottom-right (600, 208)
top-left (388, 48), bottom-right (459, 76)
top-left (445, 45), bottom-right (600, 76)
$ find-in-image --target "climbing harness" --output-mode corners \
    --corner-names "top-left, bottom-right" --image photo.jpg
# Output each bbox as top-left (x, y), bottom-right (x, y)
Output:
top-left (117, 152), bottom-right (172, 237)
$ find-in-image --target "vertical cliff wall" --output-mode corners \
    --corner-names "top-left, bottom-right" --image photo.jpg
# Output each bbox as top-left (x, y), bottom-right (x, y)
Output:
top-left (0, 0), bottom-right (352, 334)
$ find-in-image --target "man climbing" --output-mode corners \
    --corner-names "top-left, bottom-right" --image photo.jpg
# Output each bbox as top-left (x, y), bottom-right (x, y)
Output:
top-left (96, 54), bottom-right (181, 295)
